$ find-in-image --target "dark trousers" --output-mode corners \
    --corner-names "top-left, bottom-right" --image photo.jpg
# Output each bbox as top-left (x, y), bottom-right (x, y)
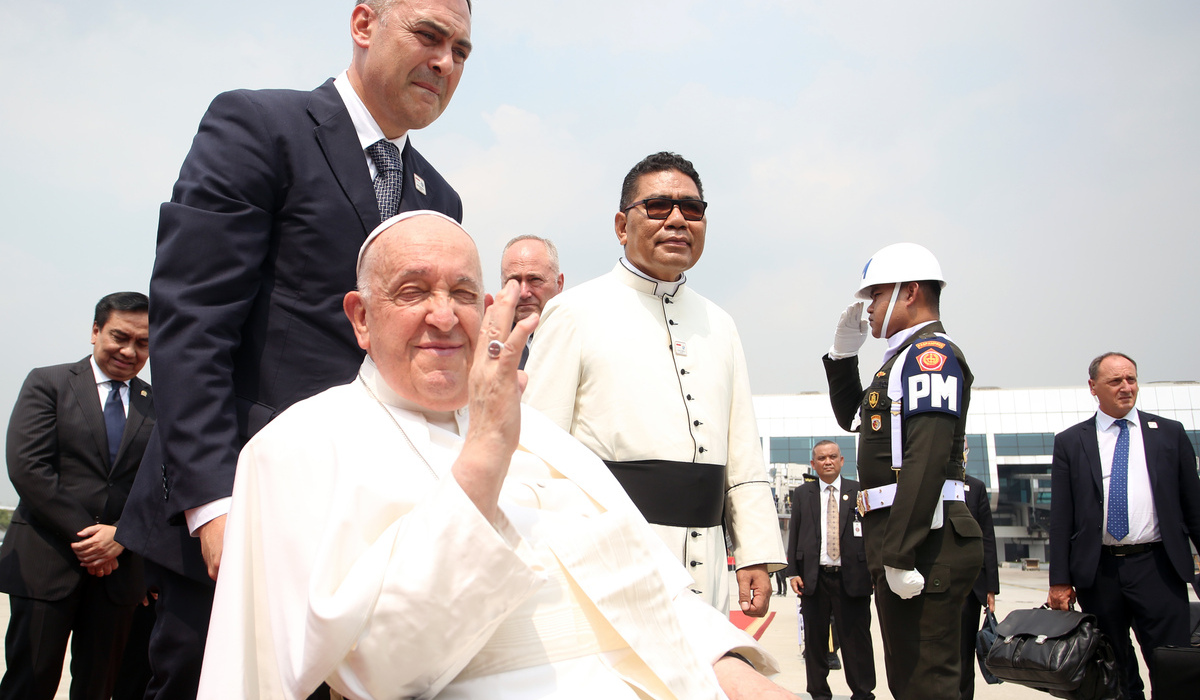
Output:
top-left (112, 598), bottom-right (156, 700)
top-left (142, 560), bottom-right (331, 700)
top-left (958, 598), bottom-right (982, 700)
top-left (801, 568), bottom-right (876, 700)
top-left (1075, 545), bottom-right (1190, 700)
top-left (0, 579), bottom-right (137, 700)
top-left (869, 519), bottom-right (983, 700)
top-left (142, 560), bottom-right (214, 700)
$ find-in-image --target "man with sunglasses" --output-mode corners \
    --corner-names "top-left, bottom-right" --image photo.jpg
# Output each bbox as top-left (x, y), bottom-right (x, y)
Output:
top-left (524, 152), bottom-right (786, 618)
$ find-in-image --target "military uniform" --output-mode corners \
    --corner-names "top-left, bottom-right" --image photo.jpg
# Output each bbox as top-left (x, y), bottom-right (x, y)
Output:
top-left (823, 321), bottom-right (983, 700)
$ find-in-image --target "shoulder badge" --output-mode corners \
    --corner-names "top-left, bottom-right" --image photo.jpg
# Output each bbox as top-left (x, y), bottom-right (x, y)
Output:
top-left (915, 340), bottom-right (947, 350)
top-left (900, 344), bottom-right (965, 418)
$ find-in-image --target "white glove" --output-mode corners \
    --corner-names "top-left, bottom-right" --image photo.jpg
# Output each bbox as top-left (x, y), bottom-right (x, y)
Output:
top-left (828, 302), bottom-right (868, 359)
top-left (885, 566), bottom-right (925, 599)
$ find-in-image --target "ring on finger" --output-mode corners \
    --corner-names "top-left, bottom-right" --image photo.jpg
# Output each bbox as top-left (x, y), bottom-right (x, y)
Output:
top-left (487, 340), bottom-right (504, 359)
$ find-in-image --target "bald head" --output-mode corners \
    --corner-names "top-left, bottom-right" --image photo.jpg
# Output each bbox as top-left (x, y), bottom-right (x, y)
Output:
top-left (345, 213), bottom-right (484, 411)
top-left (500, 235), bottom-right (564, 322)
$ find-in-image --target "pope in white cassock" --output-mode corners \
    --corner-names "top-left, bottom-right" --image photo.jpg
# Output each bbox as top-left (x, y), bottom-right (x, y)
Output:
top-left (196, 211), bottom-right (794, 699)
top-left (524, 152), bottom-right (786, 616)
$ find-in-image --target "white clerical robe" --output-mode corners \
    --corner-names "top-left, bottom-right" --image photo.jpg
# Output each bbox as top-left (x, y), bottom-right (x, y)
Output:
top-left (523, 262), bottom-right (786, 611)
top-left (197, 358), bottom-right (775, 699)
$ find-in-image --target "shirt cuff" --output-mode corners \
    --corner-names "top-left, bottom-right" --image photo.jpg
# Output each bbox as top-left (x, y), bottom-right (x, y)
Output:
top-left (185, 498), bottom-right (232, 535)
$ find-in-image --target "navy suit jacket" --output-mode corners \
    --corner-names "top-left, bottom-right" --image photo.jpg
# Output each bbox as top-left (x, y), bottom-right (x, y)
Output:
top-left (785, 477), bottom-right (872, 598)
top-left (0, 358), bottom-right (152, 605)
top-left (118, 79), bottom-right (462, 581)
top-left (1049, 410), bottom-right (1200, 590)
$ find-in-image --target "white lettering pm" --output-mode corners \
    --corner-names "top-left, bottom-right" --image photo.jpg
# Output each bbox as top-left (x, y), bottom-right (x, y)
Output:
top-left (907, 374), bottom-right (958, 412)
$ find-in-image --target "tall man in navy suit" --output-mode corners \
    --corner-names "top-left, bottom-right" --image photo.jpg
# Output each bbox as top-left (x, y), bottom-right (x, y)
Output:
top-left (785, 441), bottom-right (876, 700)
top-left (1049, 352), bottom-right (1200, 700)
top-left (116, 1), bottom-right (472, 696)
top-left (0, 292), bottom-right (154, 700)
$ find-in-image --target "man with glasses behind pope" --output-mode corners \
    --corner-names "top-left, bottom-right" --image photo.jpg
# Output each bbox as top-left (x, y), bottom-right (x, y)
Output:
top-left (524, 152), bottom-right (785, 617)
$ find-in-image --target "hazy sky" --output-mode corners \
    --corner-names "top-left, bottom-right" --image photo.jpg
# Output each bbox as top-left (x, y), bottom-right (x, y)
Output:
top-left (2, 1), bottom-right (1198, 505)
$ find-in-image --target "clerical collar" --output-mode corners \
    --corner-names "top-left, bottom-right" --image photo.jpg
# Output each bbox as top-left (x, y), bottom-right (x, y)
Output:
top-left (616, 258), bottom-right (686, 297)
top-left (882, 320), bottom-right (938, 364)
top-left (357, 356), bottom-right (465, 434)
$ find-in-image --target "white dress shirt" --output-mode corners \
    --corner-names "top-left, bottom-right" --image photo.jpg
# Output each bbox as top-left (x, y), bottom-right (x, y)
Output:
top-left (819, 477), bottom-right (843, 567)
top-left (90, 356), bottom-right (128, 417)
top-left (333, 70), bottom-right (409, 178)
top-left (1097, 408), bottom-right (1159, 545)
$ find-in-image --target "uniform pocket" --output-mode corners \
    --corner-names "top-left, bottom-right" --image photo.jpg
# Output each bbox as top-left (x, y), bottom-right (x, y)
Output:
top-left (948, 514), bottom-right (982, 539)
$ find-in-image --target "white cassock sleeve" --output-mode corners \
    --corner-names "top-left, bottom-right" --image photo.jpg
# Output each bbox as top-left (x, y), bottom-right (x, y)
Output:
top-left (197, 393), bottom-right (545, 700)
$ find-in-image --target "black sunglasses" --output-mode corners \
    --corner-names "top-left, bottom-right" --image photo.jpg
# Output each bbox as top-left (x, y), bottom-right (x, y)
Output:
top-left (621, 197), bottom-right (708, 221)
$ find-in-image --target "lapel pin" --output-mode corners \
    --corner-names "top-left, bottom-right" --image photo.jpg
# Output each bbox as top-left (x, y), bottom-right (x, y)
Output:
top-left (842, 494), bottom-right (849, 501)
top-left (1147, 421), bottom-right (1157, 428)
top-left (413, 174), bottom-right (427, 196)
top-left (140, 390), bottom-right (148, 397)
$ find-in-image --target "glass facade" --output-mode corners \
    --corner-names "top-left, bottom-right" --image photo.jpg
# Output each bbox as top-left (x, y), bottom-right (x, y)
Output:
top-left (994, 432), bottom-right (1056, 456)
top-left (965, 434), bottom-right (990, 486)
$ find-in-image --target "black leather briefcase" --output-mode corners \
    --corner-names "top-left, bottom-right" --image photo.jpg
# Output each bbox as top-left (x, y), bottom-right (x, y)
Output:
top-left (1151, 645), bottom-right (1200, 700)
top-left (984, 606), bottom-right (1122, 700)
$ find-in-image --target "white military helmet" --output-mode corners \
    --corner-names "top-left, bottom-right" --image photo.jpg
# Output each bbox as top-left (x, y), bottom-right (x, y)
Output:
top-left (854, 242), bottom-right (946, 300)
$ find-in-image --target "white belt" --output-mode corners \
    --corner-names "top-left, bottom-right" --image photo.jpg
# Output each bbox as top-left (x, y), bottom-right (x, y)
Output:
top-left (856, 479), bottom-right (965, 517)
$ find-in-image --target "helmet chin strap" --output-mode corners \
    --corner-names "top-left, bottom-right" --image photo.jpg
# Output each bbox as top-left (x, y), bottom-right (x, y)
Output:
top-left (880, 282), bottom-right (902, 340)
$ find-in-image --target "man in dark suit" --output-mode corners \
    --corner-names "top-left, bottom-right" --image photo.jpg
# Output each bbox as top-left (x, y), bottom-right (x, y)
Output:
top-left (786, 441), bottom-right (876, 700)
top-left (959, 473), bottom-right (998, 700)
top-left (115, 1), bottom-right (472, 696)
top-left (1049, 352), bottom-right (1200, 699)
top-left (499, 235), bottom-right (564, 369)
top-left (0, 292), bottom-right (154, 700)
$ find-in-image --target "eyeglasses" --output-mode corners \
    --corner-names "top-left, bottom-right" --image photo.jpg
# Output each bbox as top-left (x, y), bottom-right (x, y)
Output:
top-left (621, 197), bottom-right (708, 221)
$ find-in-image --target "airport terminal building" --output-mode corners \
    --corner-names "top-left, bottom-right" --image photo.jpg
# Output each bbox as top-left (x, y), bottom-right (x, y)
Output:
top-left (757, 383), bottom-right (1200, 567)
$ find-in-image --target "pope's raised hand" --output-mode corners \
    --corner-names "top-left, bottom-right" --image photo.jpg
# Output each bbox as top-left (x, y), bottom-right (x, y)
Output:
top-left (453, 279), bottom-right (538, 522)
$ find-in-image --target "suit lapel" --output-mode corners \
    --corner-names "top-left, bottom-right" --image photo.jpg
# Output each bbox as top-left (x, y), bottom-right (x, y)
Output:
top-left (68, 358), bottom-right (110, 469)
top-left (838, 482), bottom-right (855, 538)
top-left (308, 79), bottom-right (380, 239)
top-left (807, 483), bottom-right (823, 547)
top-left (1139, 410), bottom-right (1161, 494)
top-left (1080, 417), bottom-right (1104, 497)
top-left (115, 378), bottom-right (152, 473)
top-left (399, 139), bottom-right (434, 212)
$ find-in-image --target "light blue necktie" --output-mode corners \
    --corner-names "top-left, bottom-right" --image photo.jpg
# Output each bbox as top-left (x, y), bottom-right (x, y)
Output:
top-left (1107, 418), bottom-right (1130, 541)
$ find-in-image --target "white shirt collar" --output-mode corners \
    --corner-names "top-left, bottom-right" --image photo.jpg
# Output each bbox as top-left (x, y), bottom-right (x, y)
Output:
top-left (334, 70), bottom-right (410, 154)
top-left (1097, 407), bottom-right (1139, 431)
top-left (819, 476), bottom-right (842, 494)
top-left (90, 356), bottom-right (124, 387)
top-left (882, 319), bottom-right (938, 363)
top-left (617, 258), bottom-right (687, 297)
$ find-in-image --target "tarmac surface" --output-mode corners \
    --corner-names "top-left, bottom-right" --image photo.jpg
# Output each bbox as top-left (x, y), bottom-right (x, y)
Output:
top-left (0, 565), bottom-right (1192, 698)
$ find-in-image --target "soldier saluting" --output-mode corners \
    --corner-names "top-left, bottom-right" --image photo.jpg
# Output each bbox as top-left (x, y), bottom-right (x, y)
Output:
top-left (821, 242), bottom-right (983, 700)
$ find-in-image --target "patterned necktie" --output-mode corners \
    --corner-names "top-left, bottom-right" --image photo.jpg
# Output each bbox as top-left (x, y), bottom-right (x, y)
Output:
top-left (366, 139), bottom-right (404, 221)
top-left (1107, 418), bottom-right (1130, 541)
top-left (104, 380), bottom-right (126, 465)
top-left (826, 484), bottom-right (840, 561)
